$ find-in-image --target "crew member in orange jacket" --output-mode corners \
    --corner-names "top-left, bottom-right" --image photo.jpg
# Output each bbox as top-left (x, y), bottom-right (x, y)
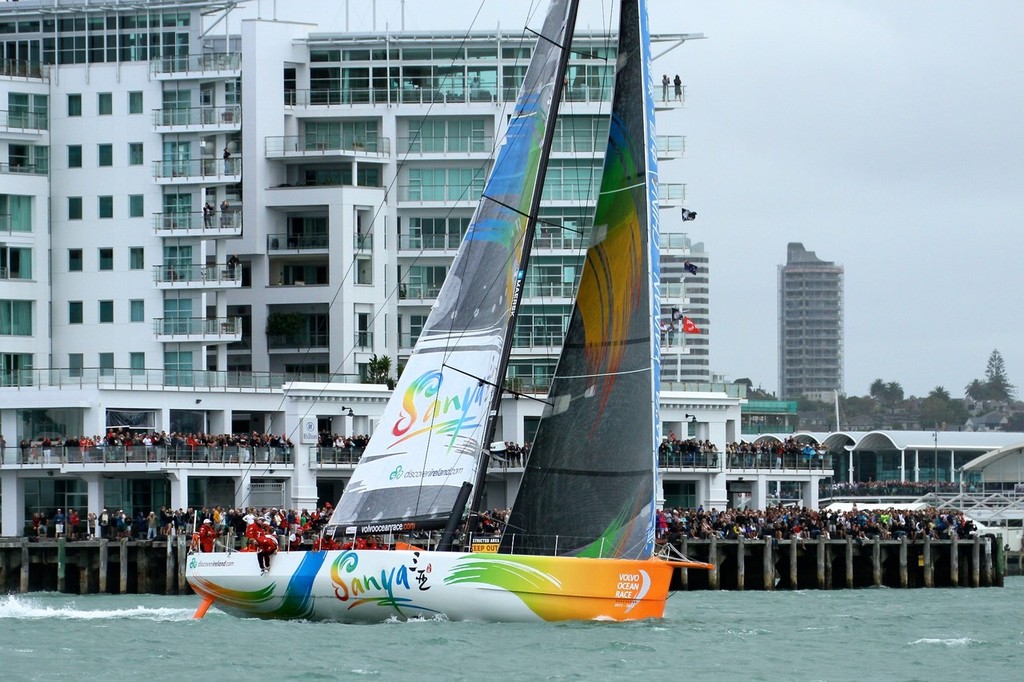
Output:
top-left (198, 518), bottom-right (217, 552)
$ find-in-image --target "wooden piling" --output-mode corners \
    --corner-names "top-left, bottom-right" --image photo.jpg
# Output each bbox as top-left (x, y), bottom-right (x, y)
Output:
top-left (971, 536), bottom-right (981, 588)
top-left (763, 539), bottom-right (774, 591)
top-left (20, 537), bottom-right (29, 593)
top-left (872, 537), bottom-right (882, 587)
top-left (177, 535), bottom-right (188, 593)
top-left (707, 536), bottom-right (719, 590)
top-left (994, 540), bottom-right (1004, 587)
top-left (899, 537), bottom-right (908, 588)
top-left (736, 536), bottom-right (745, 591)
top-left (119, 539), bottom-right (128, 593)
top-left (678, 538), bottom-right (689, 590)
top-left (923, 536), bottom-right (934, 588)
top-left (816, 536), bottom-right (826, 589)
top-left (789, 539), bottom-right (798, 589)
top-left (99, 539), bottom-right (108, 593)
top-left (845, 537), bottom-right (854, 588)
top-left (57, 538), bottom-right (66, 592)
top-left (950, 534), bottom-right (959, 587)
top-left (165, 537), bottom-right (175, 594)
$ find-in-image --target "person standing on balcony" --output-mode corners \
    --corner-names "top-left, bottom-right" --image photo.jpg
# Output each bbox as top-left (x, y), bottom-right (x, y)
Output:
top-left (662, 74), bottom-right (670, 101)
top-left (673, 74), bottom-right (682, 101)
top-left (222, 146), bottom-right (232, 174)
top-left (220, 199), bottom-right (230, 227)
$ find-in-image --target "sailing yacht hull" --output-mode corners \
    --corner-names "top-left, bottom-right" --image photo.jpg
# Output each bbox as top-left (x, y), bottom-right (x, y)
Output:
top-left (187, 548), bottom-right (681, 623)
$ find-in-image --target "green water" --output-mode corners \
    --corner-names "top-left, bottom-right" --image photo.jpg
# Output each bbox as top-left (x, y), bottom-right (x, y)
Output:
top-left (2, 579), bottom-right (1022, 681)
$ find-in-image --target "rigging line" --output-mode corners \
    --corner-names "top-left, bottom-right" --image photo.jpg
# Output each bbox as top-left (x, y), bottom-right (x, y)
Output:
top-left (600, 179), bottom-right (647, 195)
top-left (557, 366), bottom-right (651, 380)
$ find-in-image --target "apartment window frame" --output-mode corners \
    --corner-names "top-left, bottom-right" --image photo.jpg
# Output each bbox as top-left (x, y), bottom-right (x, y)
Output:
top-left (98, 195), bottom-right (113, 219)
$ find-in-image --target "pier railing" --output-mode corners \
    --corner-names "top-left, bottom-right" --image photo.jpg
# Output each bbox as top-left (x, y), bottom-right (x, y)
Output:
top-left (2, 445), bottom-right (294, 467)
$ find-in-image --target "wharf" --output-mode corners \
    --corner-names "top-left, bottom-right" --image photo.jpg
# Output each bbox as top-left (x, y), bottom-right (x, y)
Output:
top-left (0, 535), bottom-right (1006, 595)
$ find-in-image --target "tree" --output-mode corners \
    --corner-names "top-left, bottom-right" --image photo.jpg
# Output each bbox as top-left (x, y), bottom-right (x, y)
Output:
top-left (884, 381), bottom-right (904, 404)
top-left (928, 386), bottom-right (951, 402)
top-left (984, 349), bottom-right (1016, 401)
top-left (365, 354), bottom-right (393, 387)
top-left (964, 378), bottom-right (987, 402)
top-left (869, 378), bottom-right (886, 401)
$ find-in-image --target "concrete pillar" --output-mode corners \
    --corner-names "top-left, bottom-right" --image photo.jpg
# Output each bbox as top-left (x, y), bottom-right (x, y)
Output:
top-left (1, 471), bottom-right (25, 538)
top-left (291, 444), bottom-right (319, 510)
top-left (168, 471), bottom-right (190, 510)
top-left (763, 539), bottom-right (774, 591)
top-left (751, 475), bottom-right (768, 511)
top-left (736, 537), bottom-right (745, 591)
top-left (923, 536), bottom-right (933, 587)
top-left (899, 537), bottom-right (908, 588)
top-left (84, 475), bottom-right (103, 538)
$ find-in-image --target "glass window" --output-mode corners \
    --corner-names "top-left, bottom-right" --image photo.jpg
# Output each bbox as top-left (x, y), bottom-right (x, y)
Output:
top-left (130, 299), bottom-right (145, 322)
top-left (98, 248), bottom-right (113, 270)
top-left (98, 92), bottom-right (112, 115)
top-left (98, 195), bottom-right (113, 218)
top-left (67, 94), bottom-right (82, 116)
top-left (98, 143), bottom-right (113, 166)
top-left (0, 195), bottom-right (32, 232)
top-left (99, 352), bottom-right (114, 376)
top-left (129, 247), bottom-right (144, 270)
top-left (68, 196), bottom-right (82, 220)
top-left (130, 352), bottom-right (145, 375)
top-left (0, 300), bottom-right (32, 335)
top-left (68, 249), bottom-right (83, 272)
top-left (69, 301), bottom-right (83, 324)
top-left (68, 144), bottom-right (82, 168)
top-left (129, 194), bottom-right (144, 218)
top-left (128, 91), bottom-right (143, 114)
top-left (99, 300), bottom-right (113, 323)
top-left (69, 353), bottom-right (83, 377)
top-left (128, 142), bottom-right (143, 166)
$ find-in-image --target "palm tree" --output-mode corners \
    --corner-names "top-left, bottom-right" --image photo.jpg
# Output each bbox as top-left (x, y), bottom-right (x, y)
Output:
top-left (884, 381), bottom-right (904, 404)
top-left (964, 378), bottom-right (987, 402)
top-left (869, 378), bottom-right (886, 401)
top-left (928, 386), bottom-right (951, 401)
top-left (365, 354), bottom-right (393, 387)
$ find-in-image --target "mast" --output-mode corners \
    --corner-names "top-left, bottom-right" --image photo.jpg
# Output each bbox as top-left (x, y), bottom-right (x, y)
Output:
top-left (440, 0), bottom-right (582, 549)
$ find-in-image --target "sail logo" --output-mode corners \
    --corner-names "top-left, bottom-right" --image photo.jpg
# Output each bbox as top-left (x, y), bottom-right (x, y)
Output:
top-left (616, 569), bottom-right (652, 613)
top-left (389, 370), bottom-right (487, 449)
top-left (389, 466), bottom-right (404, 480)
top-left (329, 550), bottom-right (438, 615)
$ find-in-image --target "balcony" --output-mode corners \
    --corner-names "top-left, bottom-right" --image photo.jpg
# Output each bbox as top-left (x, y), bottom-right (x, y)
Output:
top-left (0, 60), bottom-right (47, 81)
top-left (267, 332), bottom-right (329, 351)
top-left (398, 283), bottom-right (443, 302)
top-left (153, 264), bottom-right (242, 290)
top-left (265, 135), bottom-right (390, 160)
top-left (267, 233), bottom-right (329, 251)
top-left (150, 53), bottom-right (241, 79)
top-left (0, 110), bottom-right (47, 132)
top-left (521, 281), bottom-right (576, 300)
top-left (153, 158), bottom-right (241, 185)
top-left (286, 87), bottom-right (503, 108)
top-left (397, 233), bottom-right (463, 254)
top-left (0, 162), bottom-right (46, 176)
top-left (152, 316), bottom-right (242, 343)
top-left (153, 210), bottom-right (242, 238)
top-left (656, 135), bottom-right (686, 160)
top-left (659, 183), bottom-right (686, 207)
top-left (396, 135), bottom-right (493, 157)
top-left (152, 105), bottom-right (241, 131)
top-left (397, 184), bottom-right (483, 206)
top-left (654, 85), bottom-right (686, 111)
top-left (354, 330), bottom-right (373, 351)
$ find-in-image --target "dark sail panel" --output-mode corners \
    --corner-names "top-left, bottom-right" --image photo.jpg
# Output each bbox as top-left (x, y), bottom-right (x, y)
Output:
top-left (502, 0), bottom-right (661, 559)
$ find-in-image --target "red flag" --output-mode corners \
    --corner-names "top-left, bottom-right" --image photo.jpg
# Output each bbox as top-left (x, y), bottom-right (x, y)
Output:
top-left (682, 316), bottom-right (701, 334)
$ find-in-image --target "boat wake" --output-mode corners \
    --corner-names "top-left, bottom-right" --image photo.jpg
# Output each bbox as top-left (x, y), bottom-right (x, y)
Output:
top-left (0, 594), bottom-right (196, 621)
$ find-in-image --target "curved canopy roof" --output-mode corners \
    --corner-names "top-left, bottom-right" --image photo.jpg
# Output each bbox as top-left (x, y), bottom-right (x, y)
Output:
top-left (749, 430), bottom-right (1024, 453)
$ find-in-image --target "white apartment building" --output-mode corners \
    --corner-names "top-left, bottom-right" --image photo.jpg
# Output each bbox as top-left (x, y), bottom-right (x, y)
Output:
top-left (0, 0), bottom-right (764, 535)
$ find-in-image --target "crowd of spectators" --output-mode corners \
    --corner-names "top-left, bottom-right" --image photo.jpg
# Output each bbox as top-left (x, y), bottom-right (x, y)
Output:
top-left (824, 480), bottom-right (971, 497)
top-left (656, 505), bottom-right (980, 544)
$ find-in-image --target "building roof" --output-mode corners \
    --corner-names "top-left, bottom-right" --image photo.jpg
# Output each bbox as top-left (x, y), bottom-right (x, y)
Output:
top-left (750, 430), bottom-right (1024, 452)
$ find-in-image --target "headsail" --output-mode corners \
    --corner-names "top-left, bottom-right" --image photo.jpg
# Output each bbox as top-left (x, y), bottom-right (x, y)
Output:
top-left (328, 0), bottom-right (580, 534)
top-left (501, 0), bottom-right (662, 559)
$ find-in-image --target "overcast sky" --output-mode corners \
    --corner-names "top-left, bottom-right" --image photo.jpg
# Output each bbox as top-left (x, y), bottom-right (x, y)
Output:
top-left (238, 1), bottom-right (1024, 398)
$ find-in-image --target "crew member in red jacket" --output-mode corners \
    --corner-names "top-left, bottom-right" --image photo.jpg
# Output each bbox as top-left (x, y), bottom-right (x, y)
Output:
top-left (198, 518), bottom-right (217, 552)
top-left (256, 520), bottom-right (278, 574)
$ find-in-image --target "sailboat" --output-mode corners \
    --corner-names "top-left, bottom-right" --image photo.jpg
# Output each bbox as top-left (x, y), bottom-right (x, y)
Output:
top-left (186, 0), bottom-right (712, 623)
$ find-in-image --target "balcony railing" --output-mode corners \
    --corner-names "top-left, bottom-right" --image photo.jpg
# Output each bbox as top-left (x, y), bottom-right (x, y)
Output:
top-left (398, 283), bottom-right (443, 300)
top-left (0, 110), bottom-right (47, 131)
top-left (354, 331), bottom-right (373, 350)
top-left (152, 316), bottom-right (241, 338)
top-left (287, 87), bottom-right (504, 107)
top-left (265, 135), bottom-right (390, 156)
top-left (152, 158), bottom-right (240, 181)
top-left (152, 105), bottom-right (240, 127)
top-left (0, 162), bottom-right (46, 175)
top-left (397, 233), bottom-right (464, 251)
top-left (397, 184), bottom-right (484, 203)
top-left (153, 210), bottom-right (241, 236)
top-left (267, 233), bottom-right (329, 251)
top-left (150, 52), bottom-right (241, 76)
top-left (522, 281), bottom-right (576, 298)
top-left (153, 264), bottom-right (241, 286)
top-left (313, 446), bottom-right (366, 467)
top-left (396, 135), bottom-right (493, 155)
top-left (656, 135), bottom-right (686, 157)
top-left (0, 367), bottom-right (363, 390)
top-left (2, 445), bottom-right (294, 467)
top-left (268, 332), bottom-right (330, 350)
top-left (0, 60), bottom-right (47, 80)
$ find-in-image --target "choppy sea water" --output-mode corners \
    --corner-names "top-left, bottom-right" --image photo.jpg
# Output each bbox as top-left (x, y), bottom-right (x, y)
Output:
top-left (2, 579), bottom-right (1023, 681)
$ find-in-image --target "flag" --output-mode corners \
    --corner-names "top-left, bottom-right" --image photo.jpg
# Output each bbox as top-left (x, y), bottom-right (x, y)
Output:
top-left (671, 308), bottom-right (683, 321)
top-left (682, 316), bottom-right (701, 334)
top-left (681, 208), bottom-right (697, 221)
top-left (684, 261), bottom-right (698, 275)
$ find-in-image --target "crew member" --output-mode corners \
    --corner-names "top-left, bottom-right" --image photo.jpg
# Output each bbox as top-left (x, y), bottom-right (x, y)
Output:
top-left (256, 520), bottom-right (278, 574)
top-left (199, 518), bottom-right (217, 552)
